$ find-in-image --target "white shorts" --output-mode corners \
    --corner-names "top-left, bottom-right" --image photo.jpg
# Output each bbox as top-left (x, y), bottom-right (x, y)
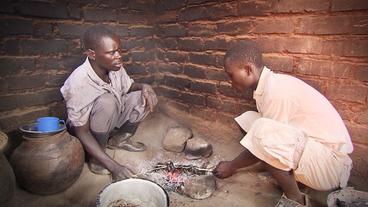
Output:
top-left (236, 112), bottom-right (352, 191)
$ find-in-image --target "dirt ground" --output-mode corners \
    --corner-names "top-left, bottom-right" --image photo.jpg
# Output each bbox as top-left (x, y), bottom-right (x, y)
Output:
top-left (5, 107), bottom-right (368, 207)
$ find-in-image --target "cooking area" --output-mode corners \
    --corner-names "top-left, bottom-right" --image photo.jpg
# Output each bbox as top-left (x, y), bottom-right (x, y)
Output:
top-left (0, 0), bottom-right (368, 207)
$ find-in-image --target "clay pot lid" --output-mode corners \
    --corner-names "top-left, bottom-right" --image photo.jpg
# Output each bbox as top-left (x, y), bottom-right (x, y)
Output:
top-left (184, 137), bottom-right (213, 160)
top-left (19, 122), bottom-right (66, 138)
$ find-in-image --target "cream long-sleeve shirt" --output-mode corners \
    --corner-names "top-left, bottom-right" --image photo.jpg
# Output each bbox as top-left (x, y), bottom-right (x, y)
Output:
top-left (252, 67), bottom-right (353, 154)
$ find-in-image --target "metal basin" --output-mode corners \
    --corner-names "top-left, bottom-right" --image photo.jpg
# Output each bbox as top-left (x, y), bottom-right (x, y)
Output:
top-left (97, 178), bottom-right (169, 207)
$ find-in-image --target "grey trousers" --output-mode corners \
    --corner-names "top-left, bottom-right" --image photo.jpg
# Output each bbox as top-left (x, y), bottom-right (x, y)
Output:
top-left (89, 91), bottom-right (149, 146)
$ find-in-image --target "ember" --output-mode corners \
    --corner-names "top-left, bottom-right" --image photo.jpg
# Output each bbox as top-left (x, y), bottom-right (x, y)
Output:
top-left (138, 161), bottom-right (217, 199)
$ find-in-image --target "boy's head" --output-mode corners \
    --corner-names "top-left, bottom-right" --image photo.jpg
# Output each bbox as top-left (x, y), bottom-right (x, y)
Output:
top-left (224, 41), bottom-right (264, 93)
top-left (83, 25), bottom-right (123, 71)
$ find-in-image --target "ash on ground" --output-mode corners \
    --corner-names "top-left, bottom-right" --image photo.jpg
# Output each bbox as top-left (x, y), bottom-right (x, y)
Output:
top-left (138, 161), bottom-right (217, 199)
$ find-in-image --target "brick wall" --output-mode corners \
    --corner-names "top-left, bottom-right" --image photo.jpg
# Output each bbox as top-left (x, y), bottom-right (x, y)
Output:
top-left (0, 0), bottom-right (157, 132)
top-left (0, 0), bottom-right (367, 176)
top-left (154, 0), bottom-right (368, 177)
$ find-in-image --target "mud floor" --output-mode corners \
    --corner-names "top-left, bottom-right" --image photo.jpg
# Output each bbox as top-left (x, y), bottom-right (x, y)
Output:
top-left (5, 107), bottom-right (368, 207)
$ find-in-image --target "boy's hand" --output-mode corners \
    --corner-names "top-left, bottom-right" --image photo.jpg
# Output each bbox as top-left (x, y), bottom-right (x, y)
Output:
top-left (141, 84), bottom-right (158, 112)
top-left (111, 165), bottom-right (135, 182)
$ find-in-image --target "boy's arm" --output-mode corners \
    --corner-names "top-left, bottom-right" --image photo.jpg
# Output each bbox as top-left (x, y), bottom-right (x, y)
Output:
top-left (74, 120), bottom-right (134, 180)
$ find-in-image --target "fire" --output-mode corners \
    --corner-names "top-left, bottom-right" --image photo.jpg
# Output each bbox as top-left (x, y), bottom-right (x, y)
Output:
top-left (166, 170), bottom-right (183, 183)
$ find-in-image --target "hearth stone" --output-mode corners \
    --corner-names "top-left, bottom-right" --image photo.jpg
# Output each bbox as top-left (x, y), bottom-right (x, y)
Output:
top-left (162, 126), bottom-right (193, 152)
top-left (184, 136), bottom-right (212, 160)
top-left (181, 175), bottom-right (217, 199)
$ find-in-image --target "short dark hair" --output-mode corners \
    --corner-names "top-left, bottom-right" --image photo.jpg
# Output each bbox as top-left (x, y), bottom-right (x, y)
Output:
top-left (224, 41), bottom-right (264, 69)
top-left (82, 25), bottom-right (117, 50)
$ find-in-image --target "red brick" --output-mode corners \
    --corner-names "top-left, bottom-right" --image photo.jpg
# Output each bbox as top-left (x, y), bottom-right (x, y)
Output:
top-left (158, 38), bottom-right (178, 50)
top-left (326, 82), bottom-right (367, 104)
top-left (0, 73), bottom-right (67, 95)
top-left (134, 75), bottom-right (155, 84)
top-left (206, 69), bottom-right (228, 81)
top-left (0, 18), bottom-right (33, 35)
top-left (156, 0), bottom-right (186, 11)
top-left (263, 55), bottom-right (294, 73)
top-left (57, 23), bottom-right (89, 38)
top-left (156, 86), bottom-right (181, 100)
top-left (203, 38), bottom-right (229, 51)
top-left (60, 55), bottom-right (85, 71)
top-left (183, 64), bottom-right (207, 79)
top-left (205, 3), bottom-right (237, 20)
top-left (127, 0), bottom-right (155, 11)
top-left (122, 38), bottom-right (155, 50)
top-left (130, 50), bottom-right (155, 62)
top-left (146, 62), bottom-right (159, 73)
top-left (355, 110), bottom-right (368, 125)
top-left (190, 81), bottom-right (217, 94)
top-left (129, 26), bottom-right (154, 37)
top-left (237, 1), bottom-right (272, 16)
top-left (35, 57), bottom-right (63, 70)
top-left (163, 75), bottom-right (190, 90)
top-left (156, 11), bottom-right (178, 23)
top-left (187, 0), bottom-right (214, 5)
top-left (217, 21), bottom-right (252, 34)
top-left (0, 107), bottom-right (50, 132)
top-left (296, 59), bottom-right (368, 81)
top-left (125, 63), bottom-right (148, 75)
top-left (0, 75), bottom-right (46, 91)
top-left (178, 38), bottom-right (204, 51)
top-left (269, 0), bottom-right (329, 13)
top-left (297, 15), bottom-right (368, 35)
top-left (0, 57), bottom-right (35, 77)
top-left (179, 91), bottom-right (206, 106)
top-left (188, 23), bottom-right (217, 36)
top-left (111, 25), bottom-right (129, 38)
top-left (67, 3), bottom-right (81, 19)
top-left (0, 89), bottom-right (63, 112)
top-left (178, 6), bottom-right (207, 21)
top-left (158, 62), bottom-right (183, 74)
top-left (256, 36), bottom-right (322, 54)
top-left (322, 39), bottom-right (368, 57)
top-left (33, 22), bottom-right (53, 37)
top-left (84, 8), bottom-right (116, 21)
top-left (218, 82), bottom-right (254, 101)
top-left (20, 39), bottom-right (68, 55)
top-left (158, 24), bottom-right (186, 37)
top-left (165, 51), bottom-right (188, 63)
top-left (117, 11), bottom-right (153, 24)
top-left (346, 122), bottom-right (368, 145)
top-left (331, 0), bottom-right (368, 11)
top-left (251, 17), bottom-right (295, 34)
top-left (16, 2), bottom-right (69, 19)
top-left (188, 52), bottom-right (220, 67)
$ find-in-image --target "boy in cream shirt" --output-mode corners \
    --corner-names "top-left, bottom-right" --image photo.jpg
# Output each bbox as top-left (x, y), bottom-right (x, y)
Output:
top-left (214, 41), bottom-right (353, 207)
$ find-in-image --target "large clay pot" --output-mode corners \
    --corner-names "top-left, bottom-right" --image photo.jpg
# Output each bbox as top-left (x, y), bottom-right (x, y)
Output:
top-left (10, 130), bottom-right (84, 195)
top-left (0, 131), bottom-right (15, 205)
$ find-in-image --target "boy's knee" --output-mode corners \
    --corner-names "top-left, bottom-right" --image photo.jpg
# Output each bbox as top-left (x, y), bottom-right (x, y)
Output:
top-left (126, 91), bottom-right (142, 106)
top-left (94, 93), bottom-right (117, 115)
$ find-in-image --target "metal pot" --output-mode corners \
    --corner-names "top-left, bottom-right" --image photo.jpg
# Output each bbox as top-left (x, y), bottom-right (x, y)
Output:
top-left (97, 178), bottom-right (169, 207)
